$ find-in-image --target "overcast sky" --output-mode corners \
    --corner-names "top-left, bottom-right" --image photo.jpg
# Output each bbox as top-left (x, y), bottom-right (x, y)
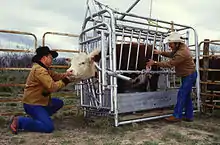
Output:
top-left (0, 0), bottom-right (220, 51)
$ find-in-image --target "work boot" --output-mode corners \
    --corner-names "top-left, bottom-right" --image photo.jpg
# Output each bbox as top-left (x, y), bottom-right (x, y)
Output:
top-left (165, 116), bottom-right (181, 122)
top-left (9, 116), bottom-right (18, 134)
top-left (182, 117), bottom-right (193, 122)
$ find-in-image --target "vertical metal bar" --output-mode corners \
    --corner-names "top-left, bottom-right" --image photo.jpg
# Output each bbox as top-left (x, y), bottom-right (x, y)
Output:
top-left (127, 30), bottom-right (134, 70)
top-left (201, 39), bottom-right (209, 111)
top-left (119, 28), bottom-right (125, 69)
top-left (135, 30), bottom-right (142, 69)
top-left (100, 31), bottom-right (106, 106)
top-left (151, 34), bottom-right (156, 60)
top-left (144, 33), bottom-right (149, 57)
top-left (186, 31), bottom-right (190, 46)
top-left (192, 29), bottom-right (201, 112)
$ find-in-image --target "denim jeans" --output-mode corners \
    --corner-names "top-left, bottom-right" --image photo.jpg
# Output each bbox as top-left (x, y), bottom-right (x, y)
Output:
top-left (18, 98), bottom-right (63, 133)
top-left (173, 71), bottom-right (197, 119)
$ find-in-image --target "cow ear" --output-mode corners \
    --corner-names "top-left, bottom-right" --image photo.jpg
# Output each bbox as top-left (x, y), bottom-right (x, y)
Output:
top-left (89, 49), bottom-right (100, 58)
top-left (65, 58), bottom-right (72, 65)
top-left (89, 49), bottom-right (101, 62)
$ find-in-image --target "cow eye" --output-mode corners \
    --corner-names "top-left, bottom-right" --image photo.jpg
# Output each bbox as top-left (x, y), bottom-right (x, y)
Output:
top-left (79, 62), bottom-right (85, 65)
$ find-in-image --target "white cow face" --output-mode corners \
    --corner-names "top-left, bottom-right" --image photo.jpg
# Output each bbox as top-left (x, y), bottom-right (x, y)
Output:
top-left (66, 49), bottom-right (100, 81)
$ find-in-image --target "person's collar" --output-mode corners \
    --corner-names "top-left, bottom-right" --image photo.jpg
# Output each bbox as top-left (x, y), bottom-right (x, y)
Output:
top-left (36, 61), bottom-right (49, 70)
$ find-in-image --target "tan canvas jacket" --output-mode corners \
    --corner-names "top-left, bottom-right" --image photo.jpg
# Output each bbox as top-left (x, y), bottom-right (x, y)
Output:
top-left (157, 45), bottom-right (196, 77)
top-left (22, 63), bottom-right (67, 106)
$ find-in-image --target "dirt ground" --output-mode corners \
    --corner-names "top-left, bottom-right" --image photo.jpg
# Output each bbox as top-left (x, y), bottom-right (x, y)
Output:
top-left (0, 110), bottom-right (220, 145)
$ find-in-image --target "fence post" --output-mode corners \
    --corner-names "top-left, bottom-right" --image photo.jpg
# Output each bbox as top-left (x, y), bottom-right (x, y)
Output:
top-left (201, 39), bottom-right (209, 113)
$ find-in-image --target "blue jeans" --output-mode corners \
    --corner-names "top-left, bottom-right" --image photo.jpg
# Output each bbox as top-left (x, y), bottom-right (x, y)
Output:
top-left (18, 98), bottom-right (63, 133)
top-left (173, 71), bottom-right (197, 119)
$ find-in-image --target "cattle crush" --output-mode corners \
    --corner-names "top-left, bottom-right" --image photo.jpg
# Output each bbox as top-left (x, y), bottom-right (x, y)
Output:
top-left (79, 0), bottom-right (201, 126)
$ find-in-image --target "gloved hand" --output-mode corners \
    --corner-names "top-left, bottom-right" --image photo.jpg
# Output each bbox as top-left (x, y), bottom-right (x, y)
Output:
top-left (62, 77), bottom-right (71, 85)
top-left (42, 89), bottom-right (51, 97)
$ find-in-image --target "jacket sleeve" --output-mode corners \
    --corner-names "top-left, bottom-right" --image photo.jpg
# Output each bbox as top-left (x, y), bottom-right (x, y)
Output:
top-left (49, 70), bottom-right (66, 81)
top-left (161, 51), bottom-right (172, 58)
top-left (35, 68), bottom-right (66, 92)
top-left (156, 52), bottom-right (186, 68)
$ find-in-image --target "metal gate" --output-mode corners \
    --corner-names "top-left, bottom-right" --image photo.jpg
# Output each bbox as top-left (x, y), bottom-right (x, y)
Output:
top-left (79, 0), bottom-right (200, 126)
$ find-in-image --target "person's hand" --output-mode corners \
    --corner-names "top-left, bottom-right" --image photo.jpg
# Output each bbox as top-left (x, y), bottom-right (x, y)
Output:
top-left (154, 49), bottom-right (161, 54)
top-left (146, 59), bottom-right (155, 68)
top-left (64, 70), bottom-right (74, 77)
top-left (62, 77), bottom-right (71, 85)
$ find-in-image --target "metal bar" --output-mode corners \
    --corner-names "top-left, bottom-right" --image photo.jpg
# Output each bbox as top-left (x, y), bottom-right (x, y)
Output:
top-left (52, 49), bottom-right (80, 53)
top-left (100, 31), bottom-right (105, 106)
top-left (203, 104), bottom-right (220, 109)
top-left (115, 24), bottom-right (167, 36)
top-left (200, 55), bottom-right (220, 57)
top-left (49, 65), bottom-right (69, 69)
top-left (201, 93), bottom-right (220, 97)
top-left (0, 98), bottom-right (21, 103)
top-left (118, 114), bottom-right (173, 126)
top-left (0, 68), bottom-right (31, 71)
top-left (118, 29), bottom-right (125, 69)
top-left (126, 30), bottom-right (134, 70)
top-left (200, 81), bottom-right (220, 85)
top-left (42, 31), bottom-right (79, 46)
top-left (119, 0), bottom-right (141, 20)
top-left (0, 30), bottom-right (38, 48)
top-left (0, 84), bottom-right (25, 87)
top-left (115, 70), bottom-right (176, 74)
top-left (80, 35), bottom-right (102, 45)
top-left (117, 110), bottom-right (198, 126)
top-left (115, 32), bottom-right (163, 42)
top-left (135, 30), bottom-right (142, 69)
top-left (114, 11), bottom-right (191, 30)
top-left (199, 68), bottom-right (220, 72)
top-left (0, 48), bottom-right (33, 53)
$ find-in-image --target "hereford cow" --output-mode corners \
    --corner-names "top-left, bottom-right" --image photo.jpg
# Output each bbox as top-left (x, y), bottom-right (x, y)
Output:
top-left (65, 43), bottom-right (160, 93)
top-left (65, 49), bottom-right (100, 82)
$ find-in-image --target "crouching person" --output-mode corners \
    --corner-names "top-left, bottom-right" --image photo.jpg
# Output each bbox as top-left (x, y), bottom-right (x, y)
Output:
top-left (9, 46), bottom-right (72, 134)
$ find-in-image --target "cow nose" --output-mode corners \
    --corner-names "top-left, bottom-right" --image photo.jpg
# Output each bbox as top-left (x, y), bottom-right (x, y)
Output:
top-left (68, 69), bottom-right (73, 73)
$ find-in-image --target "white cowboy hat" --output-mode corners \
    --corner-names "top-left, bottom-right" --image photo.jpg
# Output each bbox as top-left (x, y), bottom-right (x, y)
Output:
top-left (163, 31), bottom-right (185, 44)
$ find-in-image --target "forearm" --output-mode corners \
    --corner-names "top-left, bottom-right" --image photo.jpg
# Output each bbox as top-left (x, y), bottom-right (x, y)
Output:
top-left (160, 51), bottom-right (172, 58)
top-left (49, 70), bottom-right (67, 81)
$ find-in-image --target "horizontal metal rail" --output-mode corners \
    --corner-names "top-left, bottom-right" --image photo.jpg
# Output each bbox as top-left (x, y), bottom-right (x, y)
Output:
top-left (200, 81), bottom-right (220, 85)
top-left (42, 31), bottom-right (79, 46)
top-left (0, 48), bottom-right (33, 53)
top-left (201, 93), bottom-right (220, 97)
top-left (0, 30), bottom-right (37, 48)
top-left (199, 68), bottom-right (220, 72)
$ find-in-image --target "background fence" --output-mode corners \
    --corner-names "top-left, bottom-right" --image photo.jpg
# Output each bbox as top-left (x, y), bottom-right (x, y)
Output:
top-left (0, 30), bottom-right (80, 117)
top-left (199, 39), bottom-right (220, 113)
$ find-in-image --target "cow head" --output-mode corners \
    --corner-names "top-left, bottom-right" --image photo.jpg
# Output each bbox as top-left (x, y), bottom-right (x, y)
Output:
top-left (66, 49), bottom-right (101, 81)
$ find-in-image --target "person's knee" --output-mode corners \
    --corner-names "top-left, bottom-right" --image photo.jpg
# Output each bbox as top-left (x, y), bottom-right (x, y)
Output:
top-left (57, 99), bottom-right (64, 109)
top-left (52, 98), bottom-right (64, 109)
top-left (44, 124), bottom-right (54, 133)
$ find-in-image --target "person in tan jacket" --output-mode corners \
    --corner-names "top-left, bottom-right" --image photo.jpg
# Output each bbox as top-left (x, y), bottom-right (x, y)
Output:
top-left (147, 32), bottom-right (197, 122)
top-left (10, 46), bottom-right (72, 134)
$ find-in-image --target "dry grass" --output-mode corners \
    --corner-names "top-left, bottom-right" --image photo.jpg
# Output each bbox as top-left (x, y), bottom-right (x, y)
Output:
top-left (0, 110), bottom-right (220, 145)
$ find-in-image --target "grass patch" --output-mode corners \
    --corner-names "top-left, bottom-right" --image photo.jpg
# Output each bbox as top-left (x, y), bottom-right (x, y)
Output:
top-left (60, 140), bottom-right (72, 145)
top-left (161, 129), bottom-right (188, 142)
top-left (141, 141), bottom-right (159, 145)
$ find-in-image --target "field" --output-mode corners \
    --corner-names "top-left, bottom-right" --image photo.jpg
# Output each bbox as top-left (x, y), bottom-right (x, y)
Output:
top-left (0, 110), bottom-right (220, 145)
